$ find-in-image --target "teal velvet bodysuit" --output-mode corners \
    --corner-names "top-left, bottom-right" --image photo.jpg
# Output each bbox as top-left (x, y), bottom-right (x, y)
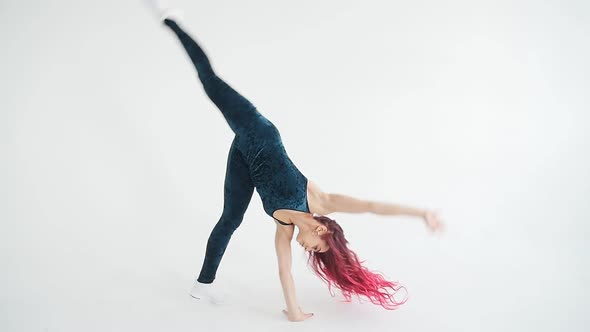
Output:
top-left (238, 114), bottom-right (310, 225)
top-left (162, 18), bottom-right (310, 283)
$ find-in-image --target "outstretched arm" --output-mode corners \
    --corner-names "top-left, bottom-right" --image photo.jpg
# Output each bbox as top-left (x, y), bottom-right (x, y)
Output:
top-left (322, 192), bottom-right (445, 232)
top-left (323, 193), bottom-right (425, 216)
top-left (274, 222), bottom-right (314, 322)
top-left (369, 199), bottom-right (427, 217)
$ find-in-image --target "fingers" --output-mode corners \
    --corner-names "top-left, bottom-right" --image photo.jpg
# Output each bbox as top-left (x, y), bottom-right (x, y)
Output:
top-left (293, 313), bottom-right (313, 322)
top-left (282, 309), bottom-right (315, 321)
top-left (435, 223), bottom-right (445, 233)
top-left (424, 211), bottom-right (446, 234)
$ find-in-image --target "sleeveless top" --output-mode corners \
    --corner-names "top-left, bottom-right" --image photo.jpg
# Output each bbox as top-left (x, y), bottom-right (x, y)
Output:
top-left (236, 114), bottom-right (310, 226)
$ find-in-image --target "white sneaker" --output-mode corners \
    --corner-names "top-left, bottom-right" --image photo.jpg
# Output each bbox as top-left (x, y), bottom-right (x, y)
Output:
top-left (189, 280), bottom-right (227, 304)
top-left (142, 0), bottom-right (184, 22)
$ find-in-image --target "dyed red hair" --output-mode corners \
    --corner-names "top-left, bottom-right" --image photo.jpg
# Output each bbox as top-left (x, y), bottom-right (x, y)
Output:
top-left (308, 215), bottom-right (408, 310)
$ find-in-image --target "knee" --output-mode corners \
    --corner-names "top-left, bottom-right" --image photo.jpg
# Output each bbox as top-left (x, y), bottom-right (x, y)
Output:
top-left (199, 72), bottom-right (216, 86)
top-left (217, 213), bottom-right (244, 232)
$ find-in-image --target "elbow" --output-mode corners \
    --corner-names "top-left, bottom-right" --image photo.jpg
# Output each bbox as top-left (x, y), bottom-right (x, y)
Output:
top-left (365, 200), bottom-right (374, 214)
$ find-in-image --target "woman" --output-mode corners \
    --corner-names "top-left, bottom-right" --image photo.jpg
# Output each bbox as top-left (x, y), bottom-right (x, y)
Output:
top-left (143, 1), bottom-right (445, 322)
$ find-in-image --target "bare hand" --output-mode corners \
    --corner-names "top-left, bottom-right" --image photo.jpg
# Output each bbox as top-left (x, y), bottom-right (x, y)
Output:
top-left (423, 210), bottom-right (445, 233)
top-left (282, 307), bottom-right (314, 322)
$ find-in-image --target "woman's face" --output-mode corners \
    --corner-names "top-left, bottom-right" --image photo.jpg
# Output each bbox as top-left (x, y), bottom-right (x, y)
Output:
top-left (296, 226), bottom-right (330, 253)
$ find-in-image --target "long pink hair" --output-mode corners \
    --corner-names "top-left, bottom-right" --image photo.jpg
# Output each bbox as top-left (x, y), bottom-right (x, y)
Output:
top-left (308, 215), bottom-right (408, 310)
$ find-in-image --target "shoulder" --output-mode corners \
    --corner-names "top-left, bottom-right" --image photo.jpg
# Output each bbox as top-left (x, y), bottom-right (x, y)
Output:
top-left (274, 219), bottom-right (295, 240)
top-left (306, 179), bottom-right (333, 215)
top-left (307, 179), bottom-right (323, 194)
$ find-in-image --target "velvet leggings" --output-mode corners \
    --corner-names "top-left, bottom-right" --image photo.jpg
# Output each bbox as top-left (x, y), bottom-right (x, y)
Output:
top-left (163, 18), bottom-right (258, 284)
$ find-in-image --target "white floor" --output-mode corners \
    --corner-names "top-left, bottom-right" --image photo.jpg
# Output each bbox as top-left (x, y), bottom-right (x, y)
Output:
top-left (1, 1), bottom-right (588, 331)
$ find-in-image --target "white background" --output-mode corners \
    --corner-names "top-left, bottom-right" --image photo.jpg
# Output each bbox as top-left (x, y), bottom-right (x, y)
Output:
top-left (1, 0), bottom-right (589, 331)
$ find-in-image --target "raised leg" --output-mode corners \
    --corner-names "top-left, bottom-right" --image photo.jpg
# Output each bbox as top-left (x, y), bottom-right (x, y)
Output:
top-left (163, 18), bottom-right (262, 135)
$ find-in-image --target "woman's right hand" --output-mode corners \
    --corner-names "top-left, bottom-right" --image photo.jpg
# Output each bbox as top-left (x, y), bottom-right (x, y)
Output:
top-left (282, 307), bottom-right (314, 322)
top-left (423, 210), bottom-right (445, 233)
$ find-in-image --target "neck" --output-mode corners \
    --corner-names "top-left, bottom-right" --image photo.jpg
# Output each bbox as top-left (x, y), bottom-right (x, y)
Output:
top-left (290, 212), bottom-right (317, 230)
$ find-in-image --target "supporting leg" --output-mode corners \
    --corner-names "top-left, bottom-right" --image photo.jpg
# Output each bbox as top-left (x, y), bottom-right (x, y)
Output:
top-left (196, 137), bottom-right (255, 284)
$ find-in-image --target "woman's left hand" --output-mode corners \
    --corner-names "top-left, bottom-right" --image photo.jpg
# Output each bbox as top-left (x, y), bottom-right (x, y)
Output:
top-left (423, 210), bottom-right (445, 233)
top-left (282, 306), bottom-right (314, 322)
